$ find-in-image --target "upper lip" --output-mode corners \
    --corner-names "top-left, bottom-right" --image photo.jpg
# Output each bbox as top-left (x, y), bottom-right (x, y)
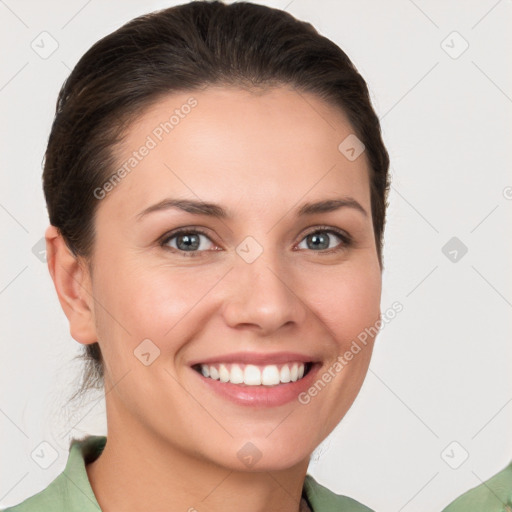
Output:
top-left (189, 351), bottom-right (319, 367)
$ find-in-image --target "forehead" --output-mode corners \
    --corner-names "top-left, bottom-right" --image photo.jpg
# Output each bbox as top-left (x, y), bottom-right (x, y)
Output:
top-left (101, 85), bottom-right (371, 221)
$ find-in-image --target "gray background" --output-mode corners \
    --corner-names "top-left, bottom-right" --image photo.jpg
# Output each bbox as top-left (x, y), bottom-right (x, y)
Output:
top-left (1, 0), bottom-right (511, 510)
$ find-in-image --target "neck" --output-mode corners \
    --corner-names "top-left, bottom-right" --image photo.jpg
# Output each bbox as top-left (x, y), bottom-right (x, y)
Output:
top-left (86, 408), bottom-right (310, 512)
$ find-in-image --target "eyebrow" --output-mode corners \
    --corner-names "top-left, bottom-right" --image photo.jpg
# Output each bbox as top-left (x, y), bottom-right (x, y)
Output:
top-left (136, 196), bottom-right (368, 221)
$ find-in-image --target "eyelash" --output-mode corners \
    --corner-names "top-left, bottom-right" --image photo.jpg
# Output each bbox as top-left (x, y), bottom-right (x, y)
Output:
top-left (158, 226), bottom-right (353, 258)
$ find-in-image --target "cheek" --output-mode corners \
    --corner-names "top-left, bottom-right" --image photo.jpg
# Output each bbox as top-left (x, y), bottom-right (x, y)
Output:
top-left (305, 261), bottom-right (382, 347)
top-left (92, 257), bottom-right (219, 349)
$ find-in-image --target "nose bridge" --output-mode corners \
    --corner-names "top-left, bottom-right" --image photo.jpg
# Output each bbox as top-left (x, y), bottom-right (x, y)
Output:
top-left (222, 236), bottom-right (306, 332)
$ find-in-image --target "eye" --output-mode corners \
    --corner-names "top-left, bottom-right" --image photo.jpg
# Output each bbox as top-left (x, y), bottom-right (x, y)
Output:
top-left (296, 227), bottom-right (352, 253)
top-left (160, 228), bottom-right (217, 257)
top-left (159, 226), bottom-right (352, 257)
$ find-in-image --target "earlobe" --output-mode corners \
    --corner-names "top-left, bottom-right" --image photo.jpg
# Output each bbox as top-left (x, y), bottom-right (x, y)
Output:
top-left (45, 225), bottom-right (98, 345)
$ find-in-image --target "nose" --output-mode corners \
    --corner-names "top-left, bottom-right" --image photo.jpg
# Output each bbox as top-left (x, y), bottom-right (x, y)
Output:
top-left (221, 250), bottom-right (308, 336)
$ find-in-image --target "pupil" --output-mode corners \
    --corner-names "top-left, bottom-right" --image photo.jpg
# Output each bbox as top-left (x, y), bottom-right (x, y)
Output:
top-left (309, 233), bottom-right (328, 250)
top-left (178, 234), bottom-right (199, 251)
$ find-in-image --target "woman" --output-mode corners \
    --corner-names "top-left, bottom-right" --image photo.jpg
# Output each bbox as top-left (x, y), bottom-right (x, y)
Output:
top-left (2, 1), bottom-right (390, 511)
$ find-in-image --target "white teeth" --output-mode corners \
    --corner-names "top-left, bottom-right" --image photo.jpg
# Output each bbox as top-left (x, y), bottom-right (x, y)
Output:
top-left (197, 362), bottom-right (308, 386)
top-left (280, 365), bottom-right (291, 383)
top-left (290, 363), bottom-right (299, 382)
top-left (261, 365), bottom-right (280, 386)
top-left (219, 364), bottom-right (230, 383)
top-left (229, 364), bottom-right (244, 384)
top-left (244, 365), bottom-right (261, 385)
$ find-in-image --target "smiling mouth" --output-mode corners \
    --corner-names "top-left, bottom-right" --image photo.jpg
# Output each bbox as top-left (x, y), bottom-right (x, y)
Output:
top-left (192, 361), bottom-right (314, 386)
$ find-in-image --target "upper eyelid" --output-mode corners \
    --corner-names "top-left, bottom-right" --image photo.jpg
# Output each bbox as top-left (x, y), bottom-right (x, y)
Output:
top-left (160, 227), bottom-right (214, 245)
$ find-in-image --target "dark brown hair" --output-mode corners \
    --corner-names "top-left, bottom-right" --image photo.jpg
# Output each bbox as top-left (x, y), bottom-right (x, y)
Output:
top-left (43, 0), bottom-right (390, 401)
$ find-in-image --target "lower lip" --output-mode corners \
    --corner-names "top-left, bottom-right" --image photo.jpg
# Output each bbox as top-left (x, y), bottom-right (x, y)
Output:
top-left (191, 363), bottom-right (322, 407)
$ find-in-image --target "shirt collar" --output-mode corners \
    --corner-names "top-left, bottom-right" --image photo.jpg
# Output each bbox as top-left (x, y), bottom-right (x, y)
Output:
top-left (59, 435), bottom-right (105, 511)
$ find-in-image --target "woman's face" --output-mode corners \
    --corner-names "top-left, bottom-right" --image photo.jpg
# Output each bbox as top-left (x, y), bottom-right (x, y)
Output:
top-left (85, 85), bottom-right (382, 470)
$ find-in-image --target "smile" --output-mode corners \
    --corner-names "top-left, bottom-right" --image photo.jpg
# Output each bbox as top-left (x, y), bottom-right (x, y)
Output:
top-left (192, 362), bottom-right (313, 386)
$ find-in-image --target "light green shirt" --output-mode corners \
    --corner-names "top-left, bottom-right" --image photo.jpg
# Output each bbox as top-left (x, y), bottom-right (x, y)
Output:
top-left (441, 461), bottom-right (512, 512)
top-left (2, 435), bottom-right (373, 512)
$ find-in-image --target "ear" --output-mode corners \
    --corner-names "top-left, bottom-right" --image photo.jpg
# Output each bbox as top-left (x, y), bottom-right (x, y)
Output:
top-left (45, 225), bottom-right (97, 345)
